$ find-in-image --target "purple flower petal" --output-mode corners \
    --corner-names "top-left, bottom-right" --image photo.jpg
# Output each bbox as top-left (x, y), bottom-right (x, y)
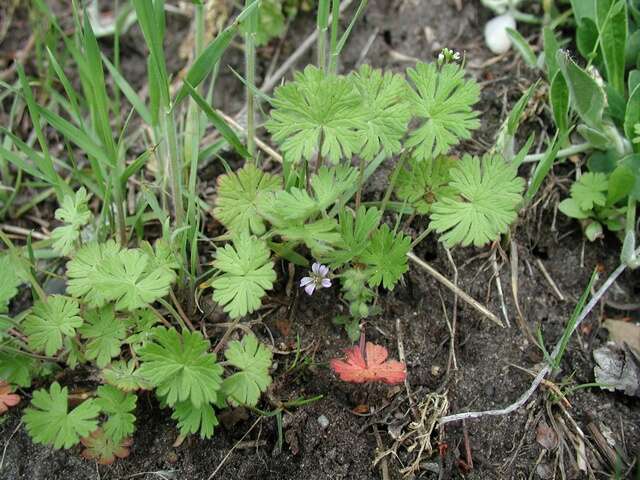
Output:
top-left (312, 262), bottom-right (321, 274)
top-left (318, 265), bottom-right (329, 277)
top-left (321, 278), bottom-right (332, 288)
top-left (304, 283), bottom-right (316, 295)
top-left (300, 277), bottom-right (313, 287)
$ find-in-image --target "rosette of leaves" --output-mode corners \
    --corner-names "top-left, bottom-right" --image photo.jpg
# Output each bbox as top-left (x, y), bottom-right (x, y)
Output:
top-left (266, 65), bottom-right (366, 164)
top-left (558, 171), bottom-right (629, 241)
top-left (430, 153), bottom-right (525, 247)
top-left (405, 62), bottom-right (481, 161)
top-left (396, 155), bottom-right (457, 214)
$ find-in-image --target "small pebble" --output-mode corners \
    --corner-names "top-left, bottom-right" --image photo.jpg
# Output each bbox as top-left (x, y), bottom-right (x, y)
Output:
top-left (317, 414), bottom-right (330, 430)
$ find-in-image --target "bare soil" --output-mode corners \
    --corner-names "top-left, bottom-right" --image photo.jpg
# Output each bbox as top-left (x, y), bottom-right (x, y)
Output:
top-left (1, 1), bottom-right (639, 479)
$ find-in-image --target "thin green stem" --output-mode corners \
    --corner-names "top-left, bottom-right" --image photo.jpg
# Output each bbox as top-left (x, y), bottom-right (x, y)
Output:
top-left (245, 0), bottom-right (258, 160)
top-left (355, 156), bottom-right (366, 209)
top-left (162, 109), bottom-right (184, 227)
top-left (379, 153), bottom-right (408, 217)
top-left (522, 142), bottom-right (592, 163)
top-left (317, 0), bottom-right (330, 71)
top-left (328, 0), bottom-right (341, 74)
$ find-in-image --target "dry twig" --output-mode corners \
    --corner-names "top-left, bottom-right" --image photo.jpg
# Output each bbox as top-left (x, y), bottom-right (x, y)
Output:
top-left (408, 251), bottom-right (503, 327)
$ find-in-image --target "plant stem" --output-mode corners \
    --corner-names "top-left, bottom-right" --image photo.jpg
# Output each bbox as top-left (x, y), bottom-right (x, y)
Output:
top-left (317, 0), bottom-right (330, 71)
top-left (162, 109), bottom-right (184, 227)
top-left (355, 157), bottom-right (366, 209)
top-left (522, 142), bottom-right (591, 163)
top-left (328, 0), bottom-right (341, 74)
top-left (379, 153), bottom-right (407, 216)
top-left (245, 0), bottom-right (258, 160)
top-left (185, 2), bottom-right (205, 304)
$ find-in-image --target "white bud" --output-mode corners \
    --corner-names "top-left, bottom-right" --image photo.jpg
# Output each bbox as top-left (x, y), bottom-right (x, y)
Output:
top-left (484, 13), bottom-right (516, 54)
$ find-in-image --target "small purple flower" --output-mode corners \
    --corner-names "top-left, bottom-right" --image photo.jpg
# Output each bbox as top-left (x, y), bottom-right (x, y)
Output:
top-left (300, 262), bottom-right (332, 295)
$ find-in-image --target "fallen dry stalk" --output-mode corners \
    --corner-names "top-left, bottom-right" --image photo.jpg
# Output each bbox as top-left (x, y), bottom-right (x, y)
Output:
top-left (439, 252), bottom-right (637, 425)
top-left (407, 251), bottom-right (503, 327)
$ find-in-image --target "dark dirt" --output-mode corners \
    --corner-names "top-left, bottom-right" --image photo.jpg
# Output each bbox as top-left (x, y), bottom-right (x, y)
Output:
top-left (1, 0), bottom-right (640, 479)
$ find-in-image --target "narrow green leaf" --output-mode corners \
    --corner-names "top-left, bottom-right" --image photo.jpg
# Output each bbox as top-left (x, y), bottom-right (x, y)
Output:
top-left (549, 71), bottom-right (569, 134)
top-left (557, 51), bottom-right (605, 129)
top-left (506, 28), bottom-right (538, 68)
top-left (625, 85), bottom-right (640, 153)
top-left (543, 26), bottom-right (561, 78)
top-left (37, 107), bottom-right (113, 167)
top-left (607, 165), bottom-right (634, 205)
top-left (525, 131), bottom-right (564, 202)
top-left (596, 0), bottom-right (627, 96)
top-left (183, 81), bottom-right (249, 158)
top-left (102, 54), bottom-right (152, 125)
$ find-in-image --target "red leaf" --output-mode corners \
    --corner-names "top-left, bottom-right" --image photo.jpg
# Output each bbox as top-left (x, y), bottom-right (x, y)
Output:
top-left (0, 381), bottom-right (20, 415)
top-left (330, 342), bottom-right (407, 385)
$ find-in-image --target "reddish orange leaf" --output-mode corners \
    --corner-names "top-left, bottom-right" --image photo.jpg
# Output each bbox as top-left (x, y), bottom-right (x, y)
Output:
top-left (80, 429), bottom-right (133, 465)
top-left (330, 342), bottom-right (407, 385)
top-left (0, 381), bottom-right (20, 415)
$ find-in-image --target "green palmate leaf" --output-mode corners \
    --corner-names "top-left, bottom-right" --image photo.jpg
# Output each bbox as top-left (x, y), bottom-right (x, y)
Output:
top-left (350, 65), bottom-right (411, 160)
top-left (138, 328), bottom-right (223, 407)
top-left (0, 254), bottom-right (21, 313)
top-left (405, 62), bottom-right (480, 160)
top-left (221, 334), bottom-right (272, 407)
top-left (270, 188), bottom-right (318, 222)
top-left (360, 225), bottom-right (411, 290)
top-left (67, 241), bottom-right (177, 311)
top-left (396, 156), bottom-right (456, 214)
top-left (266, 65), bottom-right (365, 164)
top-left (0, 351), bottom-right (34, 387)
top-left (571, 172), bottom-right (608, 210)
top-left (125, 310), bottom-right (160, 349)
top-left (23, 296), bottom-right (83, 356)
top-left (275, 218), bottom-right (342, 257)
top-left (325, 206), bottom-right (382, 267)
top-left (171, 401), bottom-right (219, 439)
top-left (558, 197), bottom-right (590, 219)
top-left (431, 154), bottom-right (525, 247)
top-left (90, 249), bottom-right (176, 311)
top-left (311, 165), bottom-right (359, 209)
top-left (95, 385), bottom-right (137, 443)
top-left (51, 187), bottom-right (91, 256)
top-left (80, 306), bottom-right (126, 368)
top-left (210, 234), bottom-right (276, 318)
top-left (66, 240), bottom-right (122, 306)
top-left (102, 360), bottom-right (152, 392)
top-left (213, 164), bottom-right (282, 235)
top-left (23, 382), bottom-right (100, 449)
top-left (265, 165), bottom-right (358, 224)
